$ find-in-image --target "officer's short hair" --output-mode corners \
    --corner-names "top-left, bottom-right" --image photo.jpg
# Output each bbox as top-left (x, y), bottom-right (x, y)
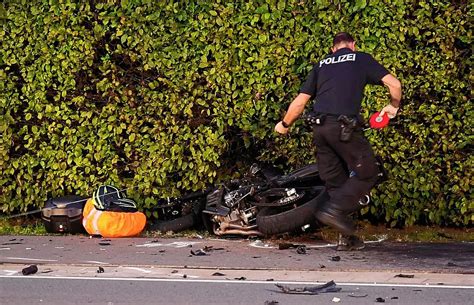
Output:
top-left (333, 32), bottom-right (355, 46)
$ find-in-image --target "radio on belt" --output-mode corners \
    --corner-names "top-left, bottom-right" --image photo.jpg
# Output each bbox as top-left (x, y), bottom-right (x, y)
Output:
top-left (369, 112), bottom-right (390, 129)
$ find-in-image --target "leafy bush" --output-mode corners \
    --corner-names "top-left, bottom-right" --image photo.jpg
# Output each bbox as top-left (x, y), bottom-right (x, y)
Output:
top-left (0, 0), bottom-right (472, 226)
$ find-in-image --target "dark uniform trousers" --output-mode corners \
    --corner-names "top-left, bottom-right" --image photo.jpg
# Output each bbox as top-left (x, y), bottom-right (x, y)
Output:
top-left (312, 117), bottom-right (380, 215)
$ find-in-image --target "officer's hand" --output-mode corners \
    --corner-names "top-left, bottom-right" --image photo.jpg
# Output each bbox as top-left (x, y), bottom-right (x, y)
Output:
top-left (274, 121), bottom-right (289, 135)
top-left (379, 104), bottom-right (399, 119)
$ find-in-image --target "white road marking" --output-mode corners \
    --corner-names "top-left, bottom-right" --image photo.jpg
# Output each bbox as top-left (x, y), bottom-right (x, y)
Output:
top-left (0, 247), bottom-right (11, 250)
top-left (0, 275), bottom-right (472, 289)
top-left (3, 257), bottom-right (58, 262)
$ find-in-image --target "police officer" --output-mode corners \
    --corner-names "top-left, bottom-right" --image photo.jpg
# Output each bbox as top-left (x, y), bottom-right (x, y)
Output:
top-left (275, 32), bottom-right (402, 250)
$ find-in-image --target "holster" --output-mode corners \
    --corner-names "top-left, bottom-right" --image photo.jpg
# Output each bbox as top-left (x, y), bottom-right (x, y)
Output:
top-left (337, 115), bottom-right (358, 142)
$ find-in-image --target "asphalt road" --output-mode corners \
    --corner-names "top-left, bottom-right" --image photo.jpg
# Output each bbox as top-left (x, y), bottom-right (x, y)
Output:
top-left (1, 235), bottom-right (473, 304)
top-left (1, 276), bottom-right (472, 305)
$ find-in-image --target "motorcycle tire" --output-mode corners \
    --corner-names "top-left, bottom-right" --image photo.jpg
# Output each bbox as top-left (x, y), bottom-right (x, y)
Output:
top-left (149, 213), bottom-right (195, 233)
top-left (256, 186), bottom-right (328, 235)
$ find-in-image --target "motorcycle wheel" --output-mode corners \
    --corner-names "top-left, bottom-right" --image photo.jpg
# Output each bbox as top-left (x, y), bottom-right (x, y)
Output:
top-left (149, 213), bottom-right (195, 233)
top-left (256, 186), bottom-right (328, 235)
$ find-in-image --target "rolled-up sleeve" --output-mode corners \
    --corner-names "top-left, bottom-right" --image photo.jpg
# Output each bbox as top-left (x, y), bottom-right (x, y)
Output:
top-left (299, 65), bottom-right (319, 98)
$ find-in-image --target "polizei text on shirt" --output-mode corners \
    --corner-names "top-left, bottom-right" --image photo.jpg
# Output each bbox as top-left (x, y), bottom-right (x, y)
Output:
top-left (320, 53), bottom-right (356, 67)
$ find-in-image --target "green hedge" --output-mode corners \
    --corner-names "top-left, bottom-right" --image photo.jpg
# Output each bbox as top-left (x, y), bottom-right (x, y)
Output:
top-left (0, 0), bottom-right (472, 226)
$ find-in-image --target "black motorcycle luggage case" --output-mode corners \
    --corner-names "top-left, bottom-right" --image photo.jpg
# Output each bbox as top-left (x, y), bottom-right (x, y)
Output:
top-left (41, 196), bottom-right (87, 233)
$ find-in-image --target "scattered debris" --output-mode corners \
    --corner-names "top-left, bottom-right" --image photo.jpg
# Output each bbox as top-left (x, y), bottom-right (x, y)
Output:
top-left (391, 297), bottom-right (399, 300)
top-left (171, 270), bottom-right (178, 273)
top-left (275, 280), bottom-right (341, 295)
top-left (97, 266), bottom-right (105, 273)
top-left (190, 249), bottom-right (207, 256)
top-left (234, 276), bottom-right (246, 280)
top-left (331, 256), bottom-right (341, 262)
top-left (348, 293), bottom-right (368, 298)
top-left (203, 246), bottom-right (225, 251)
top-left (264, 301), bottom-right (279, 305)
top-left (22, 265), bottom-right (38, 276)
top-left (252, 256), bottom-right (261, 258)
top-left (40, 269), bottom-right (54, 274)
top-left (278, 243), bottom-right (307, 250)
top-left (2, 242), bottom-right (23, 245)
top-left (212, 272), bottom-right (225, 276)
top-left (332, 297), bottom-right (341, 302)
top-left (98, 242), bottom-right (111, 246)
top-left (319, 264), bottom-right (326, 269)
top-left (183, 274), bottom-right (187, 278)
top-left (375, 297), bottom-right (386, 302)
top-left (266, 278), bottom-right (274, 281)
top-left (159, 250), bottom-right (166, 253)
top-left (447, 262), bottom-right (458, 267)
top-left (395, 274), bottom-right (414, 278)
top-left (296, 245), bottom-right (307, 254)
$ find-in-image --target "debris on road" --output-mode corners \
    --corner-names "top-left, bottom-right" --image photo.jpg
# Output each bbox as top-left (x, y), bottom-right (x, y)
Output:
top-left (296, 245), bottom-right (307, 254)
top-left (375, 297), bottom-right (386, 302)
top-left (190, 249), bottom-right (207, 256)
top-left (331, 256), bottom-right (341, 261)
top-left (332, 297), bottom-right (341, 302)
top-left (234, 276), bottom-right (246, 280)
top-left (212, 272), bottom-right (225, 276)
top-left (264, 301), bottom-right (279, 305)
top-left (395, 274), bottom-right (414, 278)
top-left (203, 245), bottom-right (225, 252)
top-left (275, 280), bottom-right (342, 295)
top-left (97, 266), bottom-right (105, 273)
top-left (22, 265), bottom-right (38, 275)
top-left (98, 242), bottom-right (111, 246)
top-left (348, 293), bottom-right (368, 298)
top-left (40, 269), bottom-right (54, 274)
top-left (278, 243), bottom-right (303, 250)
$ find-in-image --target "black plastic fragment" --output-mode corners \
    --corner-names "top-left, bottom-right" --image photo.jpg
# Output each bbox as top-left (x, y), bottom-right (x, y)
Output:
top-left (331, 256), bottom-right (341, 261)
top-left (264, 301), bottom-right (279, 305)
top-left (98, 242), bottom-right (111, 246)
top-left (235, 276), bottom-right (246, 280)
top-left (375, 297), bottom-right (386, 302)
top-left (22, 265), bottom-right (38, 275)
top-left (278, 243), bottom-right (305, 250)
top-left (97, 266), bottom-right (105, 273)
top-left (296, 245), bottom-right (307, 254)
top-left (190, 249), bottom-right (207, 256)
top-left (395, 274), bottom-right (414, 278)
top-left (391, 297), bottom-right (399, 299)
top-left (212, 272), bottom-right (225, 276)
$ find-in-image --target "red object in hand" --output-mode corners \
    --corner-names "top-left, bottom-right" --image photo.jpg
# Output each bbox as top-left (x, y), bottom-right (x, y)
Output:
top-left (369, 112), bottom-right (390, 129)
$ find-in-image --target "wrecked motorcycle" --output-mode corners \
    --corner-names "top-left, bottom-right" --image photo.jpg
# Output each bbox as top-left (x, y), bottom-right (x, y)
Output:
top-left (202, 163), bottom-right (328, 236)
top-left (148, 190), bottom-right (210, 233)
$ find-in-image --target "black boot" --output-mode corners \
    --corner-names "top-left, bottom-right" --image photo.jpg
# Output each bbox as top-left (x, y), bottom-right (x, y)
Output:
top-left (336, 234), bottom-right (365, 251)
top-left (315, 205), bottom-right (355, 235)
